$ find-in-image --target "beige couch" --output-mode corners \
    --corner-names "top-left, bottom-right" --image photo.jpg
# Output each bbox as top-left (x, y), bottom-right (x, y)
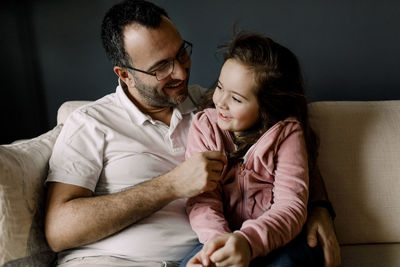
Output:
top-left (1, 100), bottom-right (399, 266)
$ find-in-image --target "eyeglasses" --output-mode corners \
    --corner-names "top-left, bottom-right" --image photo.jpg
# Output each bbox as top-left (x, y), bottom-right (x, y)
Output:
top-left (125, 40), bottom-right (193, 81)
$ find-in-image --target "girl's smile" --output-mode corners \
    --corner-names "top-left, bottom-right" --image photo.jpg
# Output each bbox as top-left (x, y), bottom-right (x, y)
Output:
top-left (217, 111), bottom-right (232, 121)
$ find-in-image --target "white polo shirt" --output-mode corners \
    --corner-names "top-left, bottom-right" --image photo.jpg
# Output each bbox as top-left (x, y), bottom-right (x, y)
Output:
top-left (47, 82), bottom-right (206, 262)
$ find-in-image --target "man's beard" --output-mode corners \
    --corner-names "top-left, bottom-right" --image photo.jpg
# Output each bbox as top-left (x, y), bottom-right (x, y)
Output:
top-left (133, 75), bottom-right (188, 108)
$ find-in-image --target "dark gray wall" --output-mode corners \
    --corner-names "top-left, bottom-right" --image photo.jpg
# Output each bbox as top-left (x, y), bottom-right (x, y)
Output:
top-left (1, 0), bottom-right (400, 143)
top-left (1, 1), bottom-right (48, 143)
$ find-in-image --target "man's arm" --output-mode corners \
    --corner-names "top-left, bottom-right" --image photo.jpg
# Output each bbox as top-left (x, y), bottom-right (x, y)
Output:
top-left (306, 166), bottom-right (341, 267)
top-left (45, 151), bottom-right (227, 252)
top-left (308, 165), bottom-right (330, 203)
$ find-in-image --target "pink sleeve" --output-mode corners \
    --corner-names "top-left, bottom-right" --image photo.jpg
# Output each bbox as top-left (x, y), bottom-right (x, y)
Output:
top-left (185, 110), bottom-right (231, 243)
top-left (238, 122), bottom-right (309, 258)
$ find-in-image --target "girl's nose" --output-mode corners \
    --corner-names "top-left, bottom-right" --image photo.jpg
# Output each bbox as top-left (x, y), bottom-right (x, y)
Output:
top-left (216, 93), bottom-right (228, 109)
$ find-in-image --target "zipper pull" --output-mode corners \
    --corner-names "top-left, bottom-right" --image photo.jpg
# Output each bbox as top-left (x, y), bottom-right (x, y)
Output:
top-left (240, 164), bottom-right (245, 171)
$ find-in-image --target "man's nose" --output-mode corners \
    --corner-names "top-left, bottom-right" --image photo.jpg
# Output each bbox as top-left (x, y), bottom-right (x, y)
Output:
top-left (170, 59), bottom-right (189, 80)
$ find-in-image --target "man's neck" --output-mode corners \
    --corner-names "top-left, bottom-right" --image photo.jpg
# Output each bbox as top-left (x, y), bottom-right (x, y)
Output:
top-left (123, 85), bottom-right (173, 126)
top-left (146, 107), bottom-right (173, 126)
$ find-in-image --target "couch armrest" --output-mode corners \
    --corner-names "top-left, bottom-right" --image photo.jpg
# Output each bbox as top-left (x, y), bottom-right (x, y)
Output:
top-left (0, 125), bottom-right (62, 265)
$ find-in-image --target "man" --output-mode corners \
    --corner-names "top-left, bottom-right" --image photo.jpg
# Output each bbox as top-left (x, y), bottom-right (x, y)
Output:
top-left (45, 0), bottom-right (340, 266)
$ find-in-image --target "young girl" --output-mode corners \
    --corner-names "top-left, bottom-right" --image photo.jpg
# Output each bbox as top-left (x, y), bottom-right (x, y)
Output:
top-left (182, 32), bottom-right (321, 266)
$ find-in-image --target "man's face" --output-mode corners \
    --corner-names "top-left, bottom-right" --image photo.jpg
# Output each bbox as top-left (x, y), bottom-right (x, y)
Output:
top-left (132, 74), bottom-right (188, 108)
top-left (123, 17), bottom-right (191, 108)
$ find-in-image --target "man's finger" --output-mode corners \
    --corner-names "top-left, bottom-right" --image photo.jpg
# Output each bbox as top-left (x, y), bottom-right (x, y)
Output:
top-left (203, 180), bottom-right (218, 193)
top-left (313, 225), bottom-right (340, 267)
top-left (322, 238), bottom-right (341, 267)
top-left (204, 151), bottom-right (227, 165)
top-left (209, 160), bottom-right (225, 173)
top-left (306, 224), bottom-right (318, 248)
top-left (323, 244), bottom-right (333, 267)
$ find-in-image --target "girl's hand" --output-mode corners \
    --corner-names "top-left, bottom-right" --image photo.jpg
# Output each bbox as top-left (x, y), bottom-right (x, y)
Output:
top-left (187, 251), bottom-right (210, 267)
top-left (198, 233), bottom-right (252, 267)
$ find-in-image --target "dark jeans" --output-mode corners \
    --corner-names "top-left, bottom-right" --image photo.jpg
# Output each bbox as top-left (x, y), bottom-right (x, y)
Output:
top-left (179, 229), bottom-right (324, 267)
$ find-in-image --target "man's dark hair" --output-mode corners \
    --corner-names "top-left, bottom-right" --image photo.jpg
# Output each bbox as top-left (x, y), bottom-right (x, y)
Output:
top-left (101, 0), bottom-right (169, 67)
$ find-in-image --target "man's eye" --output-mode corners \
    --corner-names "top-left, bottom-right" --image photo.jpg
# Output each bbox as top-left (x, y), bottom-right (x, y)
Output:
top-left (155, 63), bottom-right (170, 72)
top-left (178, 49), bottom-right (188, 60)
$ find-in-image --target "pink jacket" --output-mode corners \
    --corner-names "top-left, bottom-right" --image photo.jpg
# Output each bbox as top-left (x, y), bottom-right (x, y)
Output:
top-left (185, 108), bottom-right (309, 258)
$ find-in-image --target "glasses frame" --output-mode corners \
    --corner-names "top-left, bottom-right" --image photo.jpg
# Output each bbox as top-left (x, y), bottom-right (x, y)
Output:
top-left (125, 40), bottom-right (193, 81)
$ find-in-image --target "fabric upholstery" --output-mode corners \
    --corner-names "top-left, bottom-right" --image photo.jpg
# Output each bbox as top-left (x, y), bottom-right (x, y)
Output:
top-left (0, 125), bottom-right (62, 265)
top-left (341, 243), bottom-right (400, 267)
top-left (308, 101), bottom-right (400, 244)
top-left (57, 101), bottom-right (91, 125)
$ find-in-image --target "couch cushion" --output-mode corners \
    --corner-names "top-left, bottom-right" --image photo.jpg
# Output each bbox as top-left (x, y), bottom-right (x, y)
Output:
top-left (309, 101), bottom-right (400, 244)
top-left (341, 243), bottom-right (400, 267)
top-left (0, 125), bottom-right (62, 266)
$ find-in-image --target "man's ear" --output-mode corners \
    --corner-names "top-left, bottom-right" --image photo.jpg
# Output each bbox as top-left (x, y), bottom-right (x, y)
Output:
top-left (114, 66), bottom-right (134, 87)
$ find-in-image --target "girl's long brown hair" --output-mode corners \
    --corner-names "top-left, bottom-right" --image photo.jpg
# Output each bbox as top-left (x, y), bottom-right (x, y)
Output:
top-left (202, 31), bottom-right (319, 172)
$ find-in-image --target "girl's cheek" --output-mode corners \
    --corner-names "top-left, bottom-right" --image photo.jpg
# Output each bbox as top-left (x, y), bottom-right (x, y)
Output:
top-left (212, 92), bottom-right (218, 106)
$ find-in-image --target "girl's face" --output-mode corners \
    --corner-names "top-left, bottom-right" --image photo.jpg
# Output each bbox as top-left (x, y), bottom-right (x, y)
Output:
top-left (213, 59), bottom-right (260, 135)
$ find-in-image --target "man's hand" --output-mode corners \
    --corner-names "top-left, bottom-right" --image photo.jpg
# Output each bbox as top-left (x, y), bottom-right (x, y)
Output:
top-left (188, 233), bottom-right (251, 267)
top-left (306, 207), bottom-right (341, 267)
top-left (169, 151), bottom-right (227, 198)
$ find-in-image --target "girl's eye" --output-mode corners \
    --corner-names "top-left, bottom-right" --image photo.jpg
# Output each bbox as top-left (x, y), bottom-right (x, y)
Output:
top-left (216, 84), bottom-right (222, 90)
top-left (232, 96), bottom-right (242, 103)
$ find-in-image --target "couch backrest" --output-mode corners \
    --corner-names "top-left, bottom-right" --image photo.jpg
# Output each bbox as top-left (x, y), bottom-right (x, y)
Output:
top-left (309, 101), bottom-right (400, 245)
top-left (57, 100), bottom-right (400, 245)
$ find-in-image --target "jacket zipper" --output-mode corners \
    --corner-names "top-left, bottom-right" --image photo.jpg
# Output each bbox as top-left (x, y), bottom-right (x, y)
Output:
top-left (239, 163), bottom-right (246, 224)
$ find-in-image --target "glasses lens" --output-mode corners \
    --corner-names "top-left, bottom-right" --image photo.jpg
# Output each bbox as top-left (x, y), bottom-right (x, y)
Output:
top-left (155, 60), bottom-right (174, 80)
top-left (177, 43), bottom-right (192, 64)
top-left (155, 41), bottom-right (192, 81)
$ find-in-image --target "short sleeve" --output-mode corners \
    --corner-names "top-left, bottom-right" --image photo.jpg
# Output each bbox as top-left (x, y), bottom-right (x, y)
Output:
top-left (46, 109), bottom-right (105, 191)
